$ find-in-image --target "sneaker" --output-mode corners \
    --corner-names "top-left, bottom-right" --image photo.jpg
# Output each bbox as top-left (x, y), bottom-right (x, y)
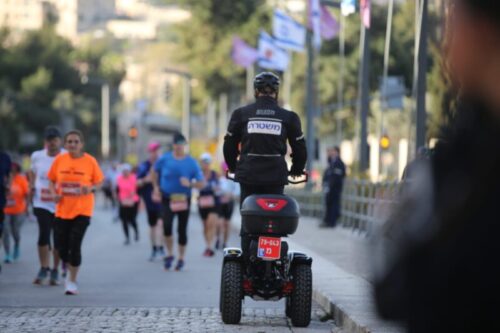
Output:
top-left (163, 256), bottom-right (175, 270)
top-left (203, 249), bottom-right (215, 257)
top-left (65, 281), bottom-right (79, 295)
top-left (13, 245), bottom-right (20, 261)
top-left (33, 267), bottom-right (50, 285)
top-left (158, 247), bottom-right (165, 256)
top-left (3, 254), bottom-right (12, 264)
top-left (215, 238), bottom-right (221, 250)
top-left (50, 269), bottom-right (60, 286)
top-left (175, 259), bottom-right (185, 271)
top-left (135, 233), bottom-right (139, 242)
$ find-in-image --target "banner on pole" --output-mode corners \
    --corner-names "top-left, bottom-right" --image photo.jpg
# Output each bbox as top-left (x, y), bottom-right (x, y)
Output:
top-left (341, 0), bottom-right (356, 17)
top-left (273, 9), bottom-right (306, 53)
top-left (320, 6), bottom-right (340, 40)
top-left (258, 31), bottom-right (290, 71)
top-left (231, 36), bottom-right (259, 68)
top-left (309, 0), bottom-right (322, 49)
top-left (360, 0), bottom-right (371, 28)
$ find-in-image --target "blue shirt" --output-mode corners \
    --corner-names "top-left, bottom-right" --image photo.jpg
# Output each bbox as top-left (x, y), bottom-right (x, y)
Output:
top-left (0, 151), bottom-right (11, 209)
top-left (154, 152), bottom-right (203, 197)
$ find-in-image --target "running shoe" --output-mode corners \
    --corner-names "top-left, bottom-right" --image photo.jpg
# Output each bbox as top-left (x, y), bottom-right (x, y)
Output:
top-left (175, 259), bottom-right (185, 271)
top-left (149, 248), bottom-right (157, 262)
top-left (33, 267), bottom-right (49, 285)
top-left (215, 238), bottom-right (221, 250)
top-left (158, 246), bottom-right (165, 256)
top-left (203, 249), bottom-right (215, 257)
top-left (4, 254), bottom-right (12, 264)
top-left (163, 256), bottom-right (175, 270)
top-left (135, 233), bottom-right (139, 242)
top-left (13, 245), bottom-right (20, 261)
top-left (50, 269), bottom-right (60, 286)
top-left (65, 281), bottom-right (79, 295)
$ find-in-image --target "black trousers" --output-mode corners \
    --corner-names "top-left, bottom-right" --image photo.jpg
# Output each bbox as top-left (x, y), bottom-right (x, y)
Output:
top-left (34, 208), bottom-right (57, 248)
top-left (324, 192), bottom-right (341, 227)
top-left (0, 210), bottom-right (4, 238)
top-left (55, 216), bottom-right (90, 267)
top-left (239, 184), bottom-right (285, 258)
top-left (161, 196), bottom-right (191, 246)
top-left (119, 203), bottom-right (139, 240)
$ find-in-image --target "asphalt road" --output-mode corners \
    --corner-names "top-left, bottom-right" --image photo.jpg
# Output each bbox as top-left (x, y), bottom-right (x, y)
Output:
top-left (0, 201), bottom-right (335, 332)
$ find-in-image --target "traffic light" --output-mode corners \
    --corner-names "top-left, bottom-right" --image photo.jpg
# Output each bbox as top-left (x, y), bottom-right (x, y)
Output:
top-left (380, 134), bottom-right (390, 150)
top-left (128, 126), bottom-right (138, 140)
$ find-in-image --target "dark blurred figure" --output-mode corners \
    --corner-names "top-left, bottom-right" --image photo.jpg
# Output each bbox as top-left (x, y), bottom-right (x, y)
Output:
top-left (401, 147), bottom-right (430, 181)
top-left (320, 146), bottom-right (345, 228)
top-left (0, 151), bottom-right (12, 271)
top-left (374, 1), bottom-right (500, 333)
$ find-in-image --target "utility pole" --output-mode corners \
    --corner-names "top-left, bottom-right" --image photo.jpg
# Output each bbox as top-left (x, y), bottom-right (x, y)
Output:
top-left (357, 22), bottom-right (370, 172)
top-left (305, 29), bottom-right (316, 181)
top-left (415, 0), bottom-right (428, 151)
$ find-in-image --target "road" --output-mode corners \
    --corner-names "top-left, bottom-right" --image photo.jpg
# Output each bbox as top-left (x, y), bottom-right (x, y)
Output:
top-left (0, 201), bottom-right (335, 332)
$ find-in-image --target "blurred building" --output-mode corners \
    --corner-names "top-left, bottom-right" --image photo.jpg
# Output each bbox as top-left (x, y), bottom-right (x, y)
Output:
top-left (107, 18), bottom-right (156, 40)
top-left (0, 0), bottom-right (115, 41)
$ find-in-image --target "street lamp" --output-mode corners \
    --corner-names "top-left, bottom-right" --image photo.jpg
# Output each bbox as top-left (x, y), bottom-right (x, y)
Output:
top-left (81, 75), bottom-right (111, 159)
top-left (163, 68), bottom-right (192, 143)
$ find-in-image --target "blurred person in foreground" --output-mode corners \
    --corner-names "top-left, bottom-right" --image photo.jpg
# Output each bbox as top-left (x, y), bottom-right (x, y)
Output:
top-left (374, 1), bottom-right (500, 332)
top-left (137, 141), bottom-right (164, 261)
top-left (216, 162), bottom-right (240, 250)
top-left (320, 146), bottom-right (346, 228)
top-left (48, 130), bottom-right (103, 295)
top-left (30, 127), bottom-right (64, 285)
top-left (3, 162), bottom-right (29, 263)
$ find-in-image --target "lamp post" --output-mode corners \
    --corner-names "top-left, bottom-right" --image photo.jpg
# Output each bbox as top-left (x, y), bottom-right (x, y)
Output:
top-left (81, 75), bottom-right (111, 159)
top-left (164, 68), bottom-right (192, 142)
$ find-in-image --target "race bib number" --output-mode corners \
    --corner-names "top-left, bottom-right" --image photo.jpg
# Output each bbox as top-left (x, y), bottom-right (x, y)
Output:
top-left (170, 194), bottom-right (188, 212)
top-left (257, 237), bottom-right (281, 260)
top-left (247, 120), bottom-right (282, 135)
top-left (60, 182), bottom-right (81, 196)
top-left (40, 188), bottom-right (54, 202)
top-left (198, 195), bottom-right (215, 209)
top-left (220, 195), bottom-right (231, 204)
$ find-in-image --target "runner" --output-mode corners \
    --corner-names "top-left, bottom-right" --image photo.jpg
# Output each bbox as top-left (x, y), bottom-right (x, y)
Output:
top-left (216, 162), bottom-right (240, 250)
top-left (0, 150), bottom-right (11, 273)
top-left (103, 163), bottom-right (119, 222)
top-left (197, 153), bottom-right (220, 257)
top-left (116, 163), bottom-right (139, 245)
top-left (3, 162), bottom-right (29, 263)
top-left (48, 130), bottom-right (104, 295)
top-left (137, 141), bottom-right (164, 261)
top-left (30, 126), bottom-right (64, 285)
top-left (152, 133), bottom-right (204, 271)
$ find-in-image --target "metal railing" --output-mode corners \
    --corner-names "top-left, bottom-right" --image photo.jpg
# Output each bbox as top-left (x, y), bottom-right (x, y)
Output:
top-left (288, 179), bottom-right (400, 234)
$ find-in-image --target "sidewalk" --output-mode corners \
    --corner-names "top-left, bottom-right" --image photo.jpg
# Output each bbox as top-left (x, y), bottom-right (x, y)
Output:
top-left (232, 215), bottom-right (404, 333)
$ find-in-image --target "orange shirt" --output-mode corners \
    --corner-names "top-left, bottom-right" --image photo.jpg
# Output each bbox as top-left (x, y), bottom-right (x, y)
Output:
top-left (4, 174), bottom-right (29, 215)
top-left (47, 152), bottom-right (104, 219)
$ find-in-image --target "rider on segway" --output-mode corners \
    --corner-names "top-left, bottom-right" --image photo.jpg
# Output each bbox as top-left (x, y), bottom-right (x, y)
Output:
top-left (223, 71), bottom-right (307, 256)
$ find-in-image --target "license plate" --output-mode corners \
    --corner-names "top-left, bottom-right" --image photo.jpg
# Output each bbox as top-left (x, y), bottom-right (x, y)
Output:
top-left (257, 236), bottom-right (281, 260)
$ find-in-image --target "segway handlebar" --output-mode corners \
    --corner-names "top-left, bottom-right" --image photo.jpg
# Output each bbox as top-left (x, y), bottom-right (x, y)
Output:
top-left (225, 170), bottom-right (309, 184)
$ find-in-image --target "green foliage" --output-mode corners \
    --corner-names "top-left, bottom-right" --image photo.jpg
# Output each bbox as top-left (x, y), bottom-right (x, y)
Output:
top-left (0, 27), bottom-right (125, 154)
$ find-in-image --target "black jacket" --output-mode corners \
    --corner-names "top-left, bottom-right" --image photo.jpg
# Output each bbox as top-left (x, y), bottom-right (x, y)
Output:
top-left (223, 96), bottom-right (307, 186)
top-left (323, 158), bottom-right (346, 196)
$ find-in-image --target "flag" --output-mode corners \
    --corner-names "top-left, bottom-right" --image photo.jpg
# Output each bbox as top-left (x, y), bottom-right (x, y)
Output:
top-left (258, 31), bottom-right (289, 71)
top-left (231, 36), bottom-right (259, 68)
top-left (360, 0), bottom-right (371, 28)
top-left (309, 0), bottom-right (321, 49)
top-left (341, 0), bottom-right (356, 17)
top-left (273, 9), bottom-right (306, 53)
top-left (320, 6), bottom-right (340, 40)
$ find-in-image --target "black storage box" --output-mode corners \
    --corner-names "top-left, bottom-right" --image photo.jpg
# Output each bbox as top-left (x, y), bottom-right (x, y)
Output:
top-left (241, 195), bottom-right (300, 236)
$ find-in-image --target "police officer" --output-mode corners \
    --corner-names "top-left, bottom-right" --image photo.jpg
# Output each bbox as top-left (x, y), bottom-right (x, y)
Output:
top-left (223, 72), bottom-right (307, 255)
top-left (321, 146), bottom-right (345, 228)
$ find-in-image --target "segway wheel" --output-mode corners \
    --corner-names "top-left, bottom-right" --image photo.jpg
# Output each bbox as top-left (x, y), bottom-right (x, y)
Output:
top-left (289, 264), bottom-right (312, 327)
top-left (220, 261), bottom-right (243, 324)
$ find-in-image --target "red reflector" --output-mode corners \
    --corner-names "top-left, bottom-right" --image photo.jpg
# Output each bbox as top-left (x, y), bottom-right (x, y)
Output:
top-left (243, 279), bottom-right (252, 292)
top-left (256, 198), bottom-right (288, 211)
top-left (282, 281), bottom-right (294, 294)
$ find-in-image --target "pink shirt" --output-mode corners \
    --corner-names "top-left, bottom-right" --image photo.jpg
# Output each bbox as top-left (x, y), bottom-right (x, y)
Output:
top-left (117, 174), bottom-right (139, 204)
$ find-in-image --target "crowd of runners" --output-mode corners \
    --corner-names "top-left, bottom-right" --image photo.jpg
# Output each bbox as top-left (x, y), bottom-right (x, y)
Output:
top-left (0, 127), bottom-right (239, 295)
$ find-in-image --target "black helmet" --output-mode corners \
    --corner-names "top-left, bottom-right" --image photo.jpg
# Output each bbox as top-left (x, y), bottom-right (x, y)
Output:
top-left (253, 72), bottom-right (280, 94)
